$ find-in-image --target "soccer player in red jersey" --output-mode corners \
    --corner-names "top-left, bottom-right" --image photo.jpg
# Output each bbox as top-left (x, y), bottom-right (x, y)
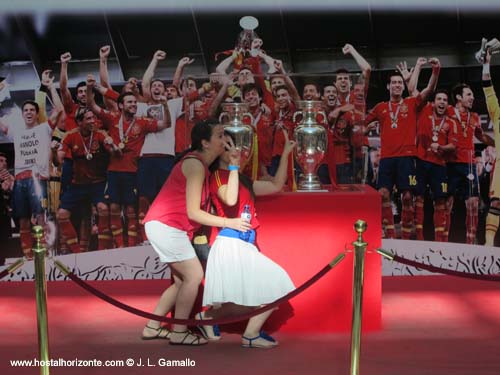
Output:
top-left (414, 90), bottom-right (456, 241)
top-left (334, 44), bottom-right (371, 107)
top-left (270, 85), bottom-right (297, 189)
top-left (87, 75), bottom-right (171, 248)
top-left (241, 83), bottom-right (275, 180)
top-left (365, 58), bottom-right (440, 239)
top-left (59, 52), bottom-right (87, 132)
top-left (334, 44), bottom-right (373, 184)
top-left (57, 108), bottom-right (113, 252)
top-left (446, 83), bottom-right (494, 243)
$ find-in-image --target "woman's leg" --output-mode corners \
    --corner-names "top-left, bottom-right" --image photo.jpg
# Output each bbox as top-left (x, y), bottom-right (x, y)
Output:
top-left (242, 308), bottom-right (279, 348)
top-left (141, 273), bottom-right (182, 339)
top-left (168, 258), bottom-right (207, 344)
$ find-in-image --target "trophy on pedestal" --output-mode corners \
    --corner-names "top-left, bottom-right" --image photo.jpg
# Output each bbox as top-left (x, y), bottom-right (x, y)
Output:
top-left (219, 102), bottom-right (254, 168)
top-left (293, 100), bottom-right (328, 190)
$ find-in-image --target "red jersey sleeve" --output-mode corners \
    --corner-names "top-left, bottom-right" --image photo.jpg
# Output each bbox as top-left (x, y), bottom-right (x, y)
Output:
top-left (365, 103), bottom-right (382, 125)
top-left (104, 88), bottom-right (120, 101)
top-left (96, 108), bottom-right (118, 130)
top-left (61, 133), bottom-right (74, 160)
top-left (142, 118), bottom-right (159, 134)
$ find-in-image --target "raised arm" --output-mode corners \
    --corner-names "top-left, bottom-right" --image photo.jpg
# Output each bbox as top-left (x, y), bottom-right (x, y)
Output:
top-left (37, 69), bottom-right (64, 128)
top-left (274, 59), bottom-right (301, 103)
top-left (35, 81), bottom-right (48, 124)
top-left (99, 45), bottom-right (112, 89)
top-left (405, 57), bottom-right (426, 97)
top-left (46, 74), bottom-right (65, 129)
top-left (85, 74), bottom-right (104, 116)
top-left (482, 49), bottom-right (500, 125)
top-left (207, 74), bottom-right (231, 118)
top-left (59, 52), bottom-right (74, 113)
top-left (343, 44), bottom-right (371, 83)
top-left (142, 50), bottom-right (167, 102)
top-left (215, 144), bottom-right (241, 207)
top-left (418, 58), bottom-right (441, 103)
top-left (173, 57), bottom-right (194, 89)
top-left (183, 158), bottom-right (251, 231)
top-left (396, 60), bottom-right (416, 97)
top-left (253, 130), bottom-right (296, 195)
top-left (43, 70), bottom-right (64, 113)
top-left (215, 53), bottom-right (235, 75)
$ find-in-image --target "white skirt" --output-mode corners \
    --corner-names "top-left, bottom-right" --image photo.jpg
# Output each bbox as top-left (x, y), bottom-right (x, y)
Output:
top-left (203, 236), bottom-right (295, 307)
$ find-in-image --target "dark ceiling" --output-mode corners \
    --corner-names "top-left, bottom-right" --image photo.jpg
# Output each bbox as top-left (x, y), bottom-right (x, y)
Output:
top-left (2, 9), bottom-right (500, 73)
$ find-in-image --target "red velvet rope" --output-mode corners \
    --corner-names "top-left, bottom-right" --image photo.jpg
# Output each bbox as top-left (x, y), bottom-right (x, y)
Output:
top-left (64, 260), bottom-right (335, 325)
top-left (0, 268), bottom-right (9, 280)
top-left (392, 254), bottom-right (500, 281)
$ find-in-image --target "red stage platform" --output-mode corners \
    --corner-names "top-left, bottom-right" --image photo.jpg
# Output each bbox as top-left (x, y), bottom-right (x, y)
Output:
top-left (255, 185), bottom-right (382, 333)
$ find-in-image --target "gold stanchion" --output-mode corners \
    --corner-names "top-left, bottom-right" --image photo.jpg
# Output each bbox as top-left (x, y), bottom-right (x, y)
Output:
top-left (33, 225), bottom-right (50, 375)
top-left (349, 220), bottom-right (367, 375)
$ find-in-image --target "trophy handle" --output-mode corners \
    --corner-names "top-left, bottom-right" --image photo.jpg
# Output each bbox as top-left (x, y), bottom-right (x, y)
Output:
top-left (292, 111), bottom-right (303, 123)
top-left (243, 112), bottom-right (254, 125)
top-left (219, 112), bottom-right (229, 124)
top-left (318, 111), bottom-right (328, 125)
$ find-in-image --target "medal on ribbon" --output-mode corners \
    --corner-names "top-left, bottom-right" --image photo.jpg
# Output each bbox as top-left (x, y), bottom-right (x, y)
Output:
top-left (80, 131), bottom-right (94, 162)
top-left (118, 116), bottom-right (135, 150)
top-left (389, 99), bottom-right (403, 129)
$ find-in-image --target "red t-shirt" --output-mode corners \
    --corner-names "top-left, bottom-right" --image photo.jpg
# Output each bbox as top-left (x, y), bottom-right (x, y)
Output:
top-left (97, 110), bottom-right (158, 172)
top-left (366, 96), bottom-right (422, 159)
top-left (254, 111), bottom-right (275, 169)
top-left (416, 104), bottom-right (454, 166)
top-left (63, 102), bottom-right (80, 132)
top-left (174, 114), bottom-right (193, 154)
top-left (210, 169), bottom-right (260, 229)
top-left (330, 112), bottom-right (353, 165)
top-left (446, 106), bottom-right (482, 164)
top-left (143, 152), bottom-right (210, 239)
top-left (62, 129), bottom-right (109, 184)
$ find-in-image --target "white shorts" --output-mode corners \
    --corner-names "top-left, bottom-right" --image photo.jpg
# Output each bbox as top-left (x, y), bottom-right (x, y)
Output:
top-left (145, 221), bottom-right (196, 263)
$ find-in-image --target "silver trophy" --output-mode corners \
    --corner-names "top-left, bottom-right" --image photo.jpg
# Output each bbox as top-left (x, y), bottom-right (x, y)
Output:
top-left (475, 37), bottom-right (500, 63)
top-left (219, 102), bottom-right (254, 169)
top-left (293, 100), bottom-right (328, 190)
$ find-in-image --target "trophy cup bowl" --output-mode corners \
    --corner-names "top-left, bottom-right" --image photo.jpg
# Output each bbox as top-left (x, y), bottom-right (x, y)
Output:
top-left (293, 100), bottom-right (328, 190)
top-left (219, 102), bottom-right (254, 169)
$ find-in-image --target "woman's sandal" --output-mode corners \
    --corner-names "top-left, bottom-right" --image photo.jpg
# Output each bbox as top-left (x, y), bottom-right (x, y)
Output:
top-left (195, 312), bottom-right (221, 341)
top-left (141, 325), bottom-right (171, 340)
top-left (169, 330), bottom-right (208, 346)
top-left (241, 331), bottom-right (278, 349)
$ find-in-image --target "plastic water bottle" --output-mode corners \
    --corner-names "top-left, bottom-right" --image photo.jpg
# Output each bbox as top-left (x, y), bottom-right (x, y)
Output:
top-left (240, 204), bottom-right (251, 241)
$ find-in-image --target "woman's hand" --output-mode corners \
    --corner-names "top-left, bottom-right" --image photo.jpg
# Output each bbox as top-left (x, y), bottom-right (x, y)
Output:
top-left (225, 217), bottom-right (253, 232)
top-left (282, 128), bottom-right (296, 156)
top-left (223, 135), bottom-right (241, 167)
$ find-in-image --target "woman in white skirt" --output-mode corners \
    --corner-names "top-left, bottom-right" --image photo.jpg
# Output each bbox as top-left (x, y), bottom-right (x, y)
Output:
top-left (198, 130), bottom-right (296, 348)
top-left (141, 120), bottom-right (252, 346)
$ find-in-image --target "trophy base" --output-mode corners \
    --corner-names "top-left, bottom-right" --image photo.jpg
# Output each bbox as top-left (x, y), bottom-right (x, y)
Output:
top-left (297, 174), bottom-right (323, 191)
top-left (296, 188), bottom-right (330, 192)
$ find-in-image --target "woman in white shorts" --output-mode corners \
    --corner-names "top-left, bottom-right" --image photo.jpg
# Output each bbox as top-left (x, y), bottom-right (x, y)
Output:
top-left (141, 120), bottom-right (252, 346)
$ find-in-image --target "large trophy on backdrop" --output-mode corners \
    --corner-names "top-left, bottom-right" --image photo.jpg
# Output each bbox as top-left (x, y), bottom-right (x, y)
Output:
top-left (293, 100), bottom-right (328, 190)
top-left (219, 103), bottom-right (254, 168)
